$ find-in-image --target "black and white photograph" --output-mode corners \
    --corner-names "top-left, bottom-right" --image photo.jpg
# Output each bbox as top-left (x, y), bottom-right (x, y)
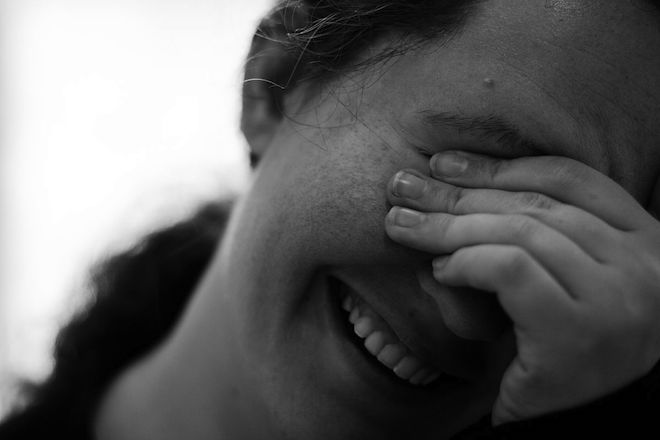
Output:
top-left (1, 1), bottom-right (659, 438)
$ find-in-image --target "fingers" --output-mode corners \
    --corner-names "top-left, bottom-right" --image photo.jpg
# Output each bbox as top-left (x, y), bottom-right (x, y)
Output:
top-left (387, 169), bottom-right (620, 262)
top-left (387, 152), bottom-right (660, 425)
top-left (385, 208), bottom-right (599, 295)
top-left (431, 244), bottom-right (575, 330)
top-left (428, 151), bottom-right (652, 230)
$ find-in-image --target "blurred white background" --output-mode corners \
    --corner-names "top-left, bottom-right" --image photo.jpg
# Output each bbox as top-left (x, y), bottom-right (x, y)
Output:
top-left (0, 0), bottom-right (272, 416)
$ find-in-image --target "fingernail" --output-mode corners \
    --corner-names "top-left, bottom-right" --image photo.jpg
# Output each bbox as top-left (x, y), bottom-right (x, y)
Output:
top-left (432, 153), bottom-right (468, 177)
top-left (392, 207), bottom-right (424, 227)
top-left (393, 171), bottom-right (425, 199)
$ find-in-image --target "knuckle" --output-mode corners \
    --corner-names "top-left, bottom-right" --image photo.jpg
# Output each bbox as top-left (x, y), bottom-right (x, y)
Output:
top-left (585, 269), bottom-right (660, 366)
top-left (630, 280), bottom-right (660, 334)
top-left (498, 247), bottom-right (531, 282)
top-left (508, 248), bottom-right (530, 271)
top-left (515, 192), bottom-right (557, 211)
top-left (426, 180), bottom-right (446, 204)
top-left (616, 261), bottom-right (660, 320)
top-left (444, 186), bottom-right (466, 212)
top-left (547, 157), bottom-right (587, 189)
top-left (507, 215), bottom-right (539, 240)
top-left (431, 214), bottom-right (455, 241)
top-left (486, 158), bottom-right (508, 183)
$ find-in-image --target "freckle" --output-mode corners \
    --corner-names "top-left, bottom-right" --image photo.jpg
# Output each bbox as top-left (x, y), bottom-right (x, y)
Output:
top-left (483, 78), bottom-right (495, 88)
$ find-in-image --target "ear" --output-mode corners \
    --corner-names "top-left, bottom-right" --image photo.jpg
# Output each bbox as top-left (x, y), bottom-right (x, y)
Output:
top-left (241, 7), bottom-right (308, 166)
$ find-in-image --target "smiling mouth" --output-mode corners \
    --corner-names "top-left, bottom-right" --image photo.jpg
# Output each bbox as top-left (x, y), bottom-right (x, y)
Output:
top-left (330, 277), bottom-right (445, 387)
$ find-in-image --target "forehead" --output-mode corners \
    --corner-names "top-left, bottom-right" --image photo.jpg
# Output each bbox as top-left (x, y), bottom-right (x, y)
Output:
top-left (466, 0), bottom-right (660, 123)
top-left (357, 0), bottom-right (660, 195)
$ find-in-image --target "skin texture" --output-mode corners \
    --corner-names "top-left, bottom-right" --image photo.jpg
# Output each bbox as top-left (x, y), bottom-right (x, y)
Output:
top-left (95, 1), bottom-right (660, 439)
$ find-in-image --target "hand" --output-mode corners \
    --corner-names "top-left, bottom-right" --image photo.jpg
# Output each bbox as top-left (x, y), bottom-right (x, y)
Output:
top-left (384, 151), bottom-right (660, 425)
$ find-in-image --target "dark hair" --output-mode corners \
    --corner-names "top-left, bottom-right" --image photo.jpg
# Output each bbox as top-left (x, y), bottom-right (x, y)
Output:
top-left (259, 0), bottom-right (478, 85)
top-left (0, 202), bottom-right (231, 439)
top-left (242, 0), bottom-right (480, 164)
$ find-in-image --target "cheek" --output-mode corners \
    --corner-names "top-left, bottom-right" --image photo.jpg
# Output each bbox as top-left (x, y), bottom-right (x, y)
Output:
top-left (278, 135), bottom-right (428, 266)
top-left (250, 121), bottom-right (430, 270)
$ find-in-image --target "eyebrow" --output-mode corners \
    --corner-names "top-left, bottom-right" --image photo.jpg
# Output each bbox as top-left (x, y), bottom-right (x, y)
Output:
top-left (418, 110), bottom-right (549, 156)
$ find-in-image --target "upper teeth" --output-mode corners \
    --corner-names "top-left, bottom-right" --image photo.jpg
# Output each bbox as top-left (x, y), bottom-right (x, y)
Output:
top-left (342, 294), bottom-right (442, 386)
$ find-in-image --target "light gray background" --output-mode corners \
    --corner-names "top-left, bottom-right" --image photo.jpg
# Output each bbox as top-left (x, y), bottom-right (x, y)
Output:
top-left (0, 0), bottom-right (272, 416)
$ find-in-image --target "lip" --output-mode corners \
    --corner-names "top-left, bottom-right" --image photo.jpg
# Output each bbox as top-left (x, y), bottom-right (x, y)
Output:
top-left (327, 268), bottom-right (497, 381)
top-left (325, 274), bottom-right (466, 398)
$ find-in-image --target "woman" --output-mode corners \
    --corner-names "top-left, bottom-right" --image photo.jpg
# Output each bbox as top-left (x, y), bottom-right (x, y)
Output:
top-left (2, 0), bottom-right (660, 438)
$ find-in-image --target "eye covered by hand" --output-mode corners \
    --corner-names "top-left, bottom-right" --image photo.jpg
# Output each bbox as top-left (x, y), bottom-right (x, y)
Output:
top-left (385, 151), bottom-right (660, 425)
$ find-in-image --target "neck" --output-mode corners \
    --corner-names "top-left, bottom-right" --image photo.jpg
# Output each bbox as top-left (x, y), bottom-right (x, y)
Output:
top-left (93, 247), bottom-right (271, 440)
top-left (94, 185), bottom-right (301, 439)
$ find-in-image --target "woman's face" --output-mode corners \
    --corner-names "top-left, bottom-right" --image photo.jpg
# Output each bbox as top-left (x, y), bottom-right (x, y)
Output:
top-left (173, 1), bottom-right (660, 439)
